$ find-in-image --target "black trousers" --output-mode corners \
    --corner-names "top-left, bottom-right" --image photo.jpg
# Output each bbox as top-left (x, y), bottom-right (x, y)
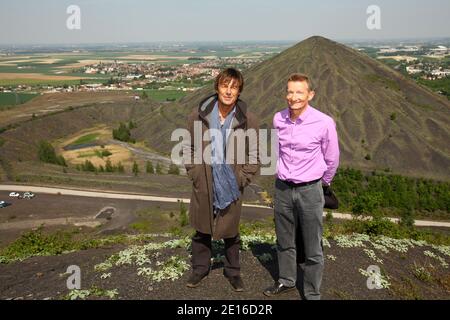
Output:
top-left (191, 231), bottom-right (241, 277)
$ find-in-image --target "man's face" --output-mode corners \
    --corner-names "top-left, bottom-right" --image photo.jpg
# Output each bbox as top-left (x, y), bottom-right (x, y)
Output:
top-left (286, 80), bottom-right (315, 111)
top-left (216, 78), bottom-right (240, 108)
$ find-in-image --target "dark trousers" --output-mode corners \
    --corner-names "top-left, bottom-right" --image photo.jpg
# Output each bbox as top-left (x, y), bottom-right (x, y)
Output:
top-left (191, 231), bottom-right (241, 277)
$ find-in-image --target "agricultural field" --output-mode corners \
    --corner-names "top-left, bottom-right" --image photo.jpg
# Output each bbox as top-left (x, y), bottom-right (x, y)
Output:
top-left (138, 89), bottom-right (187, 102)
top-left (0, 44), bottom-right (283, 88)
top-left (0, 92), bottom-right (39, 107)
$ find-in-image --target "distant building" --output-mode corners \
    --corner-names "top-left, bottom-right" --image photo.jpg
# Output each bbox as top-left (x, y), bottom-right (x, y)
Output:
top-left (85, 67), bottom-right (97, 74)
top-left (406, 66), bottom-right (423, 74)
top-left (431, 69), bottom-right (450, 77)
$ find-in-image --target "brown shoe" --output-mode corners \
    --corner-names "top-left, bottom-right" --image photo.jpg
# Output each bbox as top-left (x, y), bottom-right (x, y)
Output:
top-left (186, 272), bottom-right (208, 288)
top-left (226, 275), bottom-right (244, 292)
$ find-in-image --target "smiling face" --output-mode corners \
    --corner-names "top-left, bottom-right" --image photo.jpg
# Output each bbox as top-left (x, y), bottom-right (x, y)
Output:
top-left (216, 78), bottom-right (240, 109)
top-left (286, 80), bottom-right (315, 112)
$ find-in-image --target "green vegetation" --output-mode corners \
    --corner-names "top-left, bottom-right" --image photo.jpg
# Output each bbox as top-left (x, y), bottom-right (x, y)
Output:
top-left (146, 161), bottom-right (155, 174)
top-left (261, 167), bottom-right (449, 221)
top-left (365, 74), bottom-right (400, 91)
top-left (65, 286), bottom-right (119, 300)
top-left (0, 79), bottom-right (98, 87)
top-left (168, 163), bottom-right (180, 175)
top-left (128, 120), bottom-right (137, 130)
top-left (390, 113), bottom-right (397, 121)
top-left (156, 162), bottom-right (163, 174)
top-left (324, 216), bottom-right (450, 246)
top-left (132, 161), bottom-right (139, 176)
top-left (75, 159), bottom-right (124, 173)
top-left (80, 160), bottom-right (96, 172)
top-left (76, 148), bottom-right (111, 159)
top-left (112, 122), bottom-right (135, 143)
top-left (131, 207), bottom-right (192, 237)
top-left (38, 140), bottom-right (67, 166)
top-left (411, 263), bottom-right (434, 283)
top-left (138, 89), bottom-right (187, 102)
top-left (71, 133), bottom-right (99, 145)
top-left (140, 90), bottom-right (148, 100)
top-left (179, 201), bottom-right (188, 227)
top-left (332, 168), bottom-right (450, 220)
top-left (0, 227), bottom-right (156, 264)
top-left (0, 228), bottom-right (75, 263)
top-left (94, 149), bottom-right (112, 158)
top-left (416, 77), bottom-right (450, 100)
top-left (130, 221), bottom-right (152, 233)
top-left (0, 92), bottom-right (38, 106)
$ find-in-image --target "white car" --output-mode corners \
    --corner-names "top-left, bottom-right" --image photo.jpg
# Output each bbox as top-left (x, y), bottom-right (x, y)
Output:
top-left (23, 192), bottom-right (35, 199)
top-left (9, 192), bottom-right (20, 198)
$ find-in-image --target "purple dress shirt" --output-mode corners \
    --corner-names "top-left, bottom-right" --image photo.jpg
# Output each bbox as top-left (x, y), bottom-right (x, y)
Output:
top-left (273, 105), bottom-right (340, 185)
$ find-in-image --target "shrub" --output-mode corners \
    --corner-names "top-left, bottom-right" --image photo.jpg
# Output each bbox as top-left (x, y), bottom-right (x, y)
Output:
top-left (117, 162), bottom-right (125, 173)
top-left (156, 163), bottom-right (163, 174)
top-left (168, 163), bottom-right (180, 175)
top-left (112, 122), bottom-right (135, 143)
top-left (38, 140), bottom-right (67, 167)
top-left (399, 207), bottom-right (416, 229)
top-left (105, 159), bottom-right (114, 172)
top-left (352, 192), bottom-right (383, 216)
top-left (0, 227), bottom-right (74, 262)
top-left (132, 161), bottom-right (139, 176)
top-left (343, 217), bottom-right (396, 237)
top-left (81, 160), bottom-right (96, 172)
top-left (179, 201), bottom-right (188, 227)
top-left (146, 161), bottom-right (154, 174)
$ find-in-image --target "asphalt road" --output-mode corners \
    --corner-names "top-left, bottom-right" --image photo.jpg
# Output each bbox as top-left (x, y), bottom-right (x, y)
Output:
top-left (1, 184), bottom-right (449, 228)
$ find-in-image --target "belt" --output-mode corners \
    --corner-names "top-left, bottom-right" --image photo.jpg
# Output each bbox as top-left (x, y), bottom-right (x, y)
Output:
top-left (279, 178), bottom-right (321, 188)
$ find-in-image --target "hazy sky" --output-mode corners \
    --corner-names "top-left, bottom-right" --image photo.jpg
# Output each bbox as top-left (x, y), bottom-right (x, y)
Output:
top-left (1, 0), bottom-right (449, 44)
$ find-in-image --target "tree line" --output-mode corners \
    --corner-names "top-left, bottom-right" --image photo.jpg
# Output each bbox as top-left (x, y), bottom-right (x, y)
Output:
top-left (332, 167), bottom-right (450, 217)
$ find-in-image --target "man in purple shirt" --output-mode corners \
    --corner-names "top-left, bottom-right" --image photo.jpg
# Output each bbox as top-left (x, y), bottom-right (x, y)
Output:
top-left (263, 73), bottom-right (339, 300)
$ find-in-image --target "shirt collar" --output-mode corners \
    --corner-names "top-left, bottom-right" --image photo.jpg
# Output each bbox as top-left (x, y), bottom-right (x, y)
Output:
top-left (214, 101), bottom-right (236, 122)
top-left (283, 105), bottom-right (312, 123)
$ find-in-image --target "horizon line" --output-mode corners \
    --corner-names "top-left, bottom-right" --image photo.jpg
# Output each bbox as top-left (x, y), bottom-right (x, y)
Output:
top-left (1, 36), bottom-right (450, 48)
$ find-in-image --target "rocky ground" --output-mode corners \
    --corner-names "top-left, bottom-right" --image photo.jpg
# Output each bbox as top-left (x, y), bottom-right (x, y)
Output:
top-left (1, 231), bottom-right (449, 300)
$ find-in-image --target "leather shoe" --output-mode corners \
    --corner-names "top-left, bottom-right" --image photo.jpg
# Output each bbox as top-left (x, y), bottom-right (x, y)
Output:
top-left (226, 275), bottom-right (244, 292)
top-left (263, 281), bottom-right (295, 297)
top-left (186, 272), bottom-right (208, 288)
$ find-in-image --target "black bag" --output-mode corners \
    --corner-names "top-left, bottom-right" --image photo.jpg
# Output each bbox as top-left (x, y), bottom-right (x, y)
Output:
top-left (323, 185), bottom-right (339, 209)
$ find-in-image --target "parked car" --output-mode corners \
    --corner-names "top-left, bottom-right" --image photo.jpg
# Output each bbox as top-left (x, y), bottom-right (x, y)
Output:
top-left (0, 201), bottom-right (11, 208)
top-left (23, 192), bottom-right (35, 199)
top-left (9, 192), bottom-right (20, 198)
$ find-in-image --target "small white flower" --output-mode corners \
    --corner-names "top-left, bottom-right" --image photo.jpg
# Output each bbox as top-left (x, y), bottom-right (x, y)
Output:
top-left (326, 255), bottom-right (336, 261)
